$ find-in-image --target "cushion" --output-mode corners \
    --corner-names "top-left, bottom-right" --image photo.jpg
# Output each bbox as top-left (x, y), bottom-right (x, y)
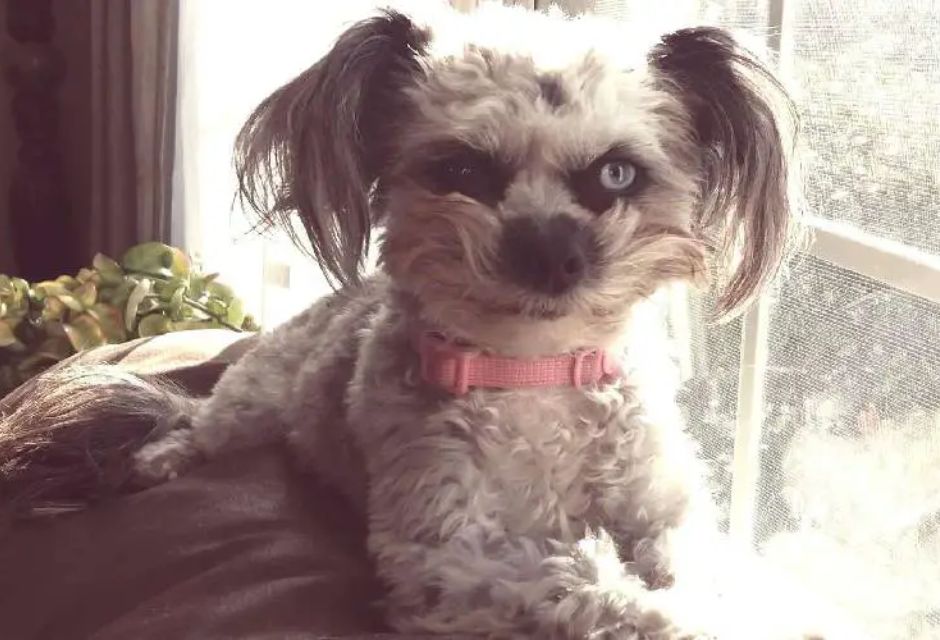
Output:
top-left (0, 330), bottom-right (443, 639)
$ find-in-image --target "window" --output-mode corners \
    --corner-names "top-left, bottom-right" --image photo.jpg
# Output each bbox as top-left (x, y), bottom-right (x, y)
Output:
top-left (176, 0), bottom-right (383, 326)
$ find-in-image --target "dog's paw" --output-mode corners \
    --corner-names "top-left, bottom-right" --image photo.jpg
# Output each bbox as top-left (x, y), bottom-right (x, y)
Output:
top-left (641, 567), bottom-right (676, 591)
top-left (133, 429), bottom-right (201, 485)
top-left (534, 585), bottom-right (708, 640)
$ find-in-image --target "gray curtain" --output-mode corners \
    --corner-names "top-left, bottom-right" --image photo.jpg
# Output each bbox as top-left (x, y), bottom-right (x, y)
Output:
top-left (90, 0), bottom-right (179, 259)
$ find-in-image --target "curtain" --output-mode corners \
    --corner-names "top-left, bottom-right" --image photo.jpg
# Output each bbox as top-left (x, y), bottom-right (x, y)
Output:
top-left (173, 0), bottom-right (380, 327)
top-left (89, 0), bottom-right (178, 261)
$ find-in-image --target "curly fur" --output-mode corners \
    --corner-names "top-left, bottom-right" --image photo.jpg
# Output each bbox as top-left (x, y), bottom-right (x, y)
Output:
top-left (0, 3), bottom-right (816, 638)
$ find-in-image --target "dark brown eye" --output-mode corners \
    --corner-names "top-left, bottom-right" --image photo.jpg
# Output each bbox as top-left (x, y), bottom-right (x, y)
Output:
top-left (423, 146), bottom-right (510, 207)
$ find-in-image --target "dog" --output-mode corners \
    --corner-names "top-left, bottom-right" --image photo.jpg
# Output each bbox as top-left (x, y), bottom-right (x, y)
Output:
top-left (1, 3), bottom-right (805, 638)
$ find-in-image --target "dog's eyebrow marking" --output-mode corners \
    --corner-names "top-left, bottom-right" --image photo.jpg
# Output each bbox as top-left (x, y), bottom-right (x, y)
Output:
top-left (537, 74), bottom-right (566, 109)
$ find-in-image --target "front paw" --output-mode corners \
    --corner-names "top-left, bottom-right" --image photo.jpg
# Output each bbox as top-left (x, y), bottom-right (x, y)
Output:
top-left (632, 537), bottom-right (676, 591)
top-left (640, 567), bottom-right (675, 591)
top-left (536, 587), bottom-right (708, 640)
top-left (133, 429), bottom-right (201, 485)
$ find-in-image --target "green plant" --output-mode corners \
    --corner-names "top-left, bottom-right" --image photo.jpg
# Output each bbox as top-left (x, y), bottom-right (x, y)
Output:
top-left (0, 242), bottom-right (259, 396)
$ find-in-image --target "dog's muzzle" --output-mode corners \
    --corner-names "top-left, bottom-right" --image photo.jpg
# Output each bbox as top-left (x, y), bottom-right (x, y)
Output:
top-left (499, 214), bottom-right (596, 296)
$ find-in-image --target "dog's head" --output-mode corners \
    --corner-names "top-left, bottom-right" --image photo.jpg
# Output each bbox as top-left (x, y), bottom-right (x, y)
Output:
top-left (236, 3), bottom-right (797, 354)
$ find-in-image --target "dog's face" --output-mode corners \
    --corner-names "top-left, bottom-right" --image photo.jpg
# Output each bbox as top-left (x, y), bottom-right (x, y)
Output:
top-left (236, 4), bottom-right (796, 354)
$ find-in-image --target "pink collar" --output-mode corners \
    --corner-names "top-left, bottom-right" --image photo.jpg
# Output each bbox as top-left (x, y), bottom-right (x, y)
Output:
top-left (416, 331), bottom-right (623, 395)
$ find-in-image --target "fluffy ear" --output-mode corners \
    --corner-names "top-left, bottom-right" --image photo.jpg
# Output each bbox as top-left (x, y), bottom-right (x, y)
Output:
top-left (649, 27), bottom-right (798, 317)
top-left (235, 11), bottom-right (430, 286)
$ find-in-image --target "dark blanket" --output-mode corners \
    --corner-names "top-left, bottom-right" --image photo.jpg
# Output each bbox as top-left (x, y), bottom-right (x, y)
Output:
top-left (0, 330), bottom-right (441, 639)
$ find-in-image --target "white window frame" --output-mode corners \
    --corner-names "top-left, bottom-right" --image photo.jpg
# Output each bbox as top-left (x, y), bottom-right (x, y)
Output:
top-left (730, 215), bottom-right (940, 543)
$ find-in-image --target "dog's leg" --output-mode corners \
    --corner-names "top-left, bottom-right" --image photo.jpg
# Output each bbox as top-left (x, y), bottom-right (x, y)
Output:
top-left (133, 334), bottom-right (309, 484)
top-left (374, 524), bottom-right (703, 639)
top-left (132, 335), bottom-right (309, 483)
top-left (587, 403), bottom-right (718, 593)
top-left (365, 425), bottom-right (707, 639)
top-left (133, 290), bottom-right (374, 485)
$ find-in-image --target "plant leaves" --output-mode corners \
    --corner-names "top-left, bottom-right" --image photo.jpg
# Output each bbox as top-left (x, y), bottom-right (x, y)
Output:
top-left (93, 253), bottom-right (124, 285)
top-left (125, 278), bottom-right (152, 331)
top-left (55, 292), bottom-right (84, 313)
top-left (74, 281), bottom-right (97, 308)
top-left (206, 298), bottom-right (227, 318)
top-left (158, 277), bottom-right (187, 302)
top-left (1, 242), bottom-right (259, 398)
top-left (103, 279), bottom-right (135, 309)
top-left (121, 242), bottom-right (190, 278)
top-left (63, 314), bottom-right (107, 351)
top-left (170, 320), bottom-right (222, 332)
top-left (34, 281), bottom-right (67, 299)
top-left (87, 303), bottom-right (127, 343)
top-left (139, 297), bottom-right (161, 315)
top-left (169, 286), bottom-right (185, 319)
top-left (207, 281), bottom-right (234, 302)
top-left (93, 253), bottom-right (122, 272)
top-left (42, 297), bottom-right (67, 322)
top-left (167, 246), bottom-right (192, 278)
top-left (76, 268), bottom-right (100, 284)
top-left (226, 297), bottom-right (245, 327)
top-left (0, 320), bottom-right (16, 347)
top-left (55, 275), bottom-right (78, 290)
top-left (11, 277), bottom-right (28, 305)
top-left (137, 314), bottom-right (172, 337)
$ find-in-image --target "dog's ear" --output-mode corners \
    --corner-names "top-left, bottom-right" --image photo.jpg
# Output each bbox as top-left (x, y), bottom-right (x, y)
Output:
top-left (235, 11), bottom-right (430, 286)
top-left (649, 27), bottom-right (798, 317)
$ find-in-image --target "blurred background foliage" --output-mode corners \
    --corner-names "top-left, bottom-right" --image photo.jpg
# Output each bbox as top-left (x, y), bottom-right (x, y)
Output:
top-left (0, 242), bottom-right (259, 397)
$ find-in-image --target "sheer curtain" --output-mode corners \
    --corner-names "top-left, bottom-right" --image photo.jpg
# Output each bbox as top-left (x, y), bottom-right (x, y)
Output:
top-left (174, 0), bottom-right (385, 327)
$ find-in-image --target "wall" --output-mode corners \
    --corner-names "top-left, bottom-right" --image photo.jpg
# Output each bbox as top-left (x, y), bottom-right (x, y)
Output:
top-left (0, 0), bottom-right (92, 277)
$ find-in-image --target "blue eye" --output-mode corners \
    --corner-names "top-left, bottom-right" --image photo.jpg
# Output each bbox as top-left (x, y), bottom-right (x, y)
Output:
top-left (598, 160), bottom-right (637, 191)
top-left (569, 151), bottom-right (645, 214)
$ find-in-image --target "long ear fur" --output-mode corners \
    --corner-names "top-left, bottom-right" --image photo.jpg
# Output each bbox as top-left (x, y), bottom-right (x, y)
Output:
top-left (650, 27), bottom-right (799, 317)
top-left (235, 11), bottom-right (430, 286)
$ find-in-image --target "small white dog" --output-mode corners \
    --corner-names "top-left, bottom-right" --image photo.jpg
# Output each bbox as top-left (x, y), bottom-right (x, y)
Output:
top-left (3, 3), bottom-right (809, 638)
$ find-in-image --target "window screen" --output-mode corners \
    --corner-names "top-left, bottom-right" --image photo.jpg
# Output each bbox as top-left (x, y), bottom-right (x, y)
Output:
top-left (790, 0), bottom-right (940, 256)
top-left (759, 255), bottom-right (940, 639)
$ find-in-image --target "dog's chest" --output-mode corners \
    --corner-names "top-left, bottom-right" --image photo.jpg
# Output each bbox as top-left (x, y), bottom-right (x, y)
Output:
top-left (447, 388), bottom-right (621, 540)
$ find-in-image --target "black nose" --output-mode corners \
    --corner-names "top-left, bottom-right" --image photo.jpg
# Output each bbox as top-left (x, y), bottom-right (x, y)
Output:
top-left (500, 214), bottom-right (595, 296)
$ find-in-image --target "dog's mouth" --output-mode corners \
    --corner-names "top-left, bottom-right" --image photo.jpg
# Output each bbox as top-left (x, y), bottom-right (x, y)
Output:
top-left (468, 293), bottom-right (571, 321)
top-left (501, 303), bottom-right (566, 321)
